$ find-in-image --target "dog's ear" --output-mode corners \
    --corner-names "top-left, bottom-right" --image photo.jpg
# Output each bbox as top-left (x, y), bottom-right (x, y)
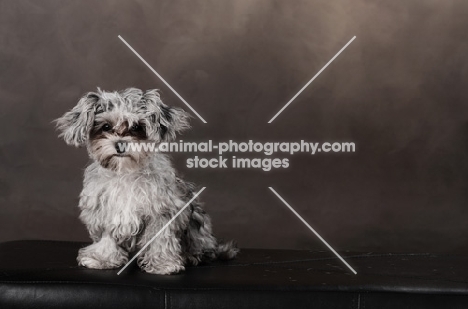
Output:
top-left (142, 89), bottom-right (191, 142)
top-left (55, 92), bottom-right (100, 147)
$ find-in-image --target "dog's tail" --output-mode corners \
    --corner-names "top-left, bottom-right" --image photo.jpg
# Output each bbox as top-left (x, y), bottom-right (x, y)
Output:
top-left (216, 240), bottom-right (239, 260)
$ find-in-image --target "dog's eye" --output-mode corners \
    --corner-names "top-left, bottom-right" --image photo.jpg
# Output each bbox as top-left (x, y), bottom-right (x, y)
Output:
top-left (131, 123), bottom-right (140, 131)
top-left (102, 124), bottom-right (112, 131)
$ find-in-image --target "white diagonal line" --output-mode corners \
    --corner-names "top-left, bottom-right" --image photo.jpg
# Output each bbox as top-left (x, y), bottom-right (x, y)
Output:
top-left (118, 35), bottom-right (207, 124)
top-left (117, 187), bottom-right (206, 275)
top-left (268, 36), bottom-right (356, 123)
top-left (268, 187), bottom-right (357, 275)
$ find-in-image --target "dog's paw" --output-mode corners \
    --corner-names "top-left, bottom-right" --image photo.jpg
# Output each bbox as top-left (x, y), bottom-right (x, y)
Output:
top-left (77, 239), bottom-right (128, 269)
top-left (139, 260), bottom-right (185, 275)
top-left (78, 256), bottom-right (108, 269)
top-left (77, 253), bottom-right (128, 269)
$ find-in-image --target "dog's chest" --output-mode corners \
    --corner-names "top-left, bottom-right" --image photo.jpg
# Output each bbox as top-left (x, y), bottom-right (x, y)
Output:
top-left (81, 173), bottom-right (165, 242)
top-left (81, 172), bottom-right (165, 227)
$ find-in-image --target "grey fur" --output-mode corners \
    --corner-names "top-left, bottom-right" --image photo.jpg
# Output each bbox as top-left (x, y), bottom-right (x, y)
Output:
top-left (55, 88), bottom-right (238, 275)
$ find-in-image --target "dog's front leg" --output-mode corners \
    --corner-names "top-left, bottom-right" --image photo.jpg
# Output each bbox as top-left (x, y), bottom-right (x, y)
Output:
top-left (77, 232), bottom-right (129, 269)
top-left (136, 216), bottom-right (186, 275)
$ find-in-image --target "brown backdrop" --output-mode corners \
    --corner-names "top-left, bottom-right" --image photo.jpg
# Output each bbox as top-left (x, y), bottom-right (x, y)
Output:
top-left (1, 0), bottom-right (468, 253)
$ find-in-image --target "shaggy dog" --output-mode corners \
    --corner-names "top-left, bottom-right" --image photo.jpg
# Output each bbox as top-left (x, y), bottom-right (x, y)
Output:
top-left (55, 88), bottom-right (238, 275)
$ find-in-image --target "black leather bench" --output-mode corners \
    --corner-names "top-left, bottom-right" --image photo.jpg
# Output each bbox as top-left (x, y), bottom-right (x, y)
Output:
top-left (1, 240), bottom-right (468, 308)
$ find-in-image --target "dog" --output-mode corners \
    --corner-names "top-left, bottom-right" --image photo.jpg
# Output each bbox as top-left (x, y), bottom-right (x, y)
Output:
top-left (55, 88), bottom-right (238, 275)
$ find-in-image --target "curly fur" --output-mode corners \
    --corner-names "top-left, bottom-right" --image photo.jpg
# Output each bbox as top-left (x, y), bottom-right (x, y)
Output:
top-left (55, 88), bottom-right (238, 275)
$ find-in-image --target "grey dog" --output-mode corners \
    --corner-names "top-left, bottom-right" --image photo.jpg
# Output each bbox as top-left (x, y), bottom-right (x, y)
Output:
top-left (55, 88), bottom-right (238, 275)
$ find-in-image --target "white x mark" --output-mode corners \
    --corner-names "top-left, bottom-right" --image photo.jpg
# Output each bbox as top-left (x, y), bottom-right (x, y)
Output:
top-left (118, 35), bottom-right (207, 123)
top-left (268, 36), bottom-right (356, 123)
top-left (269, 187), bottom-right (357, 275)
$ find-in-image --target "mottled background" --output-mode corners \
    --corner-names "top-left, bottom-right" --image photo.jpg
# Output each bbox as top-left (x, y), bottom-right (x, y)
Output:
top-left (1, 0), bottom-right (468, 253)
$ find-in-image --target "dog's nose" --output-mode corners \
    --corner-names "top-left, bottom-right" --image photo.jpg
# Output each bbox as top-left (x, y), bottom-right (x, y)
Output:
top-left (115, 141), bottom-right (126, 154)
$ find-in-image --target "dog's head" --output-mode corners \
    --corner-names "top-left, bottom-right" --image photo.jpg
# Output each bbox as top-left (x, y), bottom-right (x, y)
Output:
top-left (55, 88), bottom-right (190, 172)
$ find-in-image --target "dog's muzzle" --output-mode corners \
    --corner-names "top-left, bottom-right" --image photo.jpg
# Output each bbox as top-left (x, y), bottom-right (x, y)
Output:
top-left (115, 141), bottom-right (126, 154)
